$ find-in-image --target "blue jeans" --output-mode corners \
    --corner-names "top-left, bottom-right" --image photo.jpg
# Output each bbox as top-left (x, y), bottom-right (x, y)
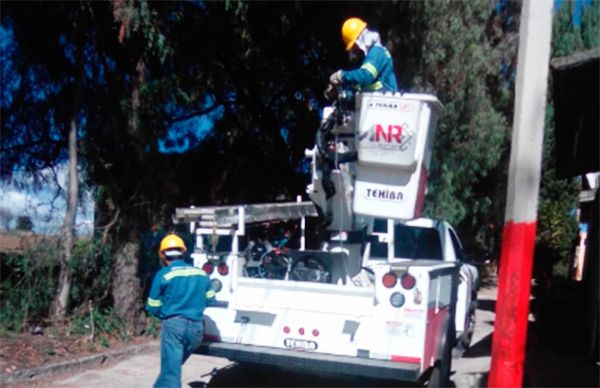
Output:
top-left (154, 316), bottom-right (204, 388)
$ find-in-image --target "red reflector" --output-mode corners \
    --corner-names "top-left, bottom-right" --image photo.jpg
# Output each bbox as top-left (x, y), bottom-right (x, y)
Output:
top-left (218, 263), bottom-right (229, 276)
top-left (382, 272), bottom-right (397, 288)
top-left (391, 355), bottom-right (421, 364)
top-left (312, 329), bottom-right (320, 337)
top-left (283, 326), bottom-right (290, 334)
top-left (202, 262), bottom-right (214, 275)
top-left (299, 328), bottom-right (305, 335)
top-left (400, 273), bottom-right (416, 289)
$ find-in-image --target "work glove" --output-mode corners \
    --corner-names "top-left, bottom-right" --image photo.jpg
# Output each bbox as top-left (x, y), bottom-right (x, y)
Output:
top-left (323, 84), bottom-right (338, 101)
top-left (329, 70), bottom-right (343, 86)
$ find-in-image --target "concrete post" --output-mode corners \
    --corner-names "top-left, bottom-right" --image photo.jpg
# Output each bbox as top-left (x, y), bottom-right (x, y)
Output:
top-left (488, 0), bottom-right (553, 386)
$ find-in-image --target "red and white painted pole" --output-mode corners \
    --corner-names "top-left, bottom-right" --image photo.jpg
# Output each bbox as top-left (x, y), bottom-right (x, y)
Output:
top-left (488, 0), bottom-right (553, 387)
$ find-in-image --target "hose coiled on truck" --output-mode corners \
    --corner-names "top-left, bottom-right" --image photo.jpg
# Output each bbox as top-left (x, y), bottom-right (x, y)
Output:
top-left (315, 100), bottom-right (358, 165)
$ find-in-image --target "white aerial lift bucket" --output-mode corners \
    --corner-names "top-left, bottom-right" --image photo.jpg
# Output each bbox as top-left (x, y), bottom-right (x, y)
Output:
top-left (353, 93), bottom-right (443, 220)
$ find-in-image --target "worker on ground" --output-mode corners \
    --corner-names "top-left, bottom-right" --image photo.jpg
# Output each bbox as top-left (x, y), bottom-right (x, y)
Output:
top-left (146, 233), bottom-right (215, 388)
top-left (326, 17), bottom-right (398, 100)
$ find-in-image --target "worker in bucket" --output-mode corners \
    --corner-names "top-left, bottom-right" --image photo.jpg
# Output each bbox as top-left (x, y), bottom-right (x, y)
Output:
top-left (146, 233), bottom-right (215, 388)
top-left (325, 17), bottom-right (398, 100)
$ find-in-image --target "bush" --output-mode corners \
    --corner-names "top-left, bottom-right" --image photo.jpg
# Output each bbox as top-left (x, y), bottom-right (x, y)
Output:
top-left (143, 315), bottom-right (161, 338)
top-left (69, 237), bottom-right (114, 311)
top-left (0, 239), bottom-right (60, 334)
top-left (0, 235), bottom-right (117, 336)
top-left (537, 179), bottom-right (579, 279)
top-left (70, 306), bottom-right (128, 346)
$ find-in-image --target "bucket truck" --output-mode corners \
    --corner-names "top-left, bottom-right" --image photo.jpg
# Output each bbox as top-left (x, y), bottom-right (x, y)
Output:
top-left (174, 92), bottom-right (479, 386)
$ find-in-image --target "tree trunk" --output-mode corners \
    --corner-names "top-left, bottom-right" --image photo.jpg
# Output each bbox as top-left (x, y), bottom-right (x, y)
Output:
top-left (51, 24), bottom-right (84, 322)
top-left (110, 57), bottom-right (147, 334)
top-left (112, 239), bottom-right (145, 334)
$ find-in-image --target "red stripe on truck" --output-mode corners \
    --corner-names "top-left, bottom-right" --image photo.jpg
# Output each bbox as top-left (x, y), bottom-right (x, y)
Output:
top-left (391, 355), bottom-right (421, 364)
top-left (423, 305), bottom-right (449, 368)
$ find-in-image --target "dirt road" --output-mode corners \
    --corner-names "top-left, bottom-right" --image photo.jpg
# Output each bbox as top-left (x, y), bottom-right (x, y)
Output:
top-left (23, 285), bottom-right (498, 388)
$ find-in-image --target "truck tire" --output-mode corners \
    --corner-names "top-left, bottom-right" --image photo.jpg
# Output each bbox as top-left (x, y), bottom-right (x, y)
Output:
top-left (427, 325), bottom-right (453, 388)
top-left (460, 300), bottom-right (477, 350)
top-left (238, 362), bottom-right (268, 385)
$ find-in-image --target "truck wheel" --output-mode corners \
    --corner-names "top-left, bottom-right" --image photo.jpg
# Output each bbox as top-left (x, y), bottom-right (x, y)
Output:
top-left (427, 327), bottom-right (453, 387)
top-left (460, 301), bottom-right (477, 350)
top-left (238, 362), bottom-right (268, 384)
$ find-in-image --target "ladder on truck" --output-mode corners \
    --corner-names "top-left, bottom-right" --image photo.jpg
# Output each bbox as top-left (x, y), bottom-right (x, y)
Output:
top-left (173, 200), bottom-right (318, 254)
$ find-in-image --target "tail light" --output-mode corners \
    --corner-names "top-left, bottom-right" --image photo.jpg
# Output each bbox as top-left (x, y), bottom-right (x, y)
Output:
top-left (202, 262), bottom-right (214, 275)
top-left (400, 273), bottom-right (416, 290)
top-left (218, 263), bottom-right (229, 276)
top-left (382, 272), bottom-right (398, 288)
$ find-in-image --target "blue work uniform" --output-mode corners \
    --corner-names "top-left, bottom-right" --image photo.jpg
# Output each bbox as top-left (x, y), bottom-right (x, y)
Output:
top-left (146, 260), bottom-right (215, 388)
top-left (341, 44), bottom-right (398, 92)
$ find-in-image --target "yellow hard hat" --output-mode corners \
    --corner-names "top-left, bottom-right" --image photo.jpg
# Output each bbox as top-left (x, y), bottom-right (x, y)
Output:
top-left (159, 233), bottom-right (187, 259)
top-left (342, 17), bottom-right (367, 51)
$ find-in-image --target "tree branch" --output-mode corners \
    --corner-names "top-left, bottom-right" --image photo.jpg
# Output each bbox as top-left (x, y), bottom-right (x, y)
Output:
top-left (167, 99), bottom-right (224, 125)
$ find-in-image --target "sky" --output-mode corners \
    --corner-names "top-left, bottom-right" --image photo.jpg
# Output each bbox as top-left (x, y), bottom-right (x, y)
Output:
top-left (158, 96), bottom-right (225, 154)
top-left (0, 164), bottom-right (94, 234)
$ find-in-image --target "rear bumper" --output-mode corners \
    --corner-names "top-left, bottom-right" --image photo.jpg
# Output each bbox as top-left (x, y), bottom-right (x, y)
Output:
top-left (196, 341), bottom-right (422, 381)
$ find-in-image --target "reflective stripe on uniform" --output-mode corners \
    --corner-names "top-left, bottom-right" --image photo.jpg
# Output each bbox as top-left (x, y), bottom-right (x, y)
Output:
top-left (361, 63), bottom-right (378, 78)
top-left (147, 298), bottom-right (162, 307)
top-left (206, 290), bottom-right (216, 299)
top-left (164, 267), bottom-right (206, 281)
top-left (363, 81), bottom-right (383, 91)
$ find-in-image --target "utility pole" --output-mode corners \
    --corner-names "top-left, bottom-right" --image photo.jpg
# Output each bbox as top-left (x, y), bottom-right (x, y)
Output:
top-left (488, 0), bottom-right (553, 386)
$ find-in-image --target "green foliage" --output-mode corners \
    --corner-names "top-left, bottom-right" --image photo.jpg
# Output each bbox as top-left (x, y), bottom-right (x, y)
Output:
top-left (143, 316), bottom-right (161, 338)
top-left (70, 306), bottom-right (128, 346)
top-left (385, 0), bottom-right (513, 258)
top-left (112, 0), bottom-right (172, 63)
top-left (15, 216), bottom-right (34, 231)
top-left (68, 237), bottom-right (114, 307)
top-left (553, 1), bottom-right (585, 56)
top-left (537, 197), bottom-right (578, 277)
top-left (579, 0), bottom-right (600, 49)
top-left (0, 235), bottom-right (117, 334)
top-left (0, 240), bottom-right (60, 333)
top-left (537, 105), bottom-right (580, 278)
top-left (553, 0), bottom-right (600, 57)
top-left (418, 1), bottom-right (510, 225)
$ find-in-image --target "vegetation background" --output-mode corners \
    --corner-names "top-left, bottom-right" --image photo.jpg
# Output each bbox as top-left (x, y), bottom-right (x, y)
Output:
top-left (0, 0), bottom-right (597, 367)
